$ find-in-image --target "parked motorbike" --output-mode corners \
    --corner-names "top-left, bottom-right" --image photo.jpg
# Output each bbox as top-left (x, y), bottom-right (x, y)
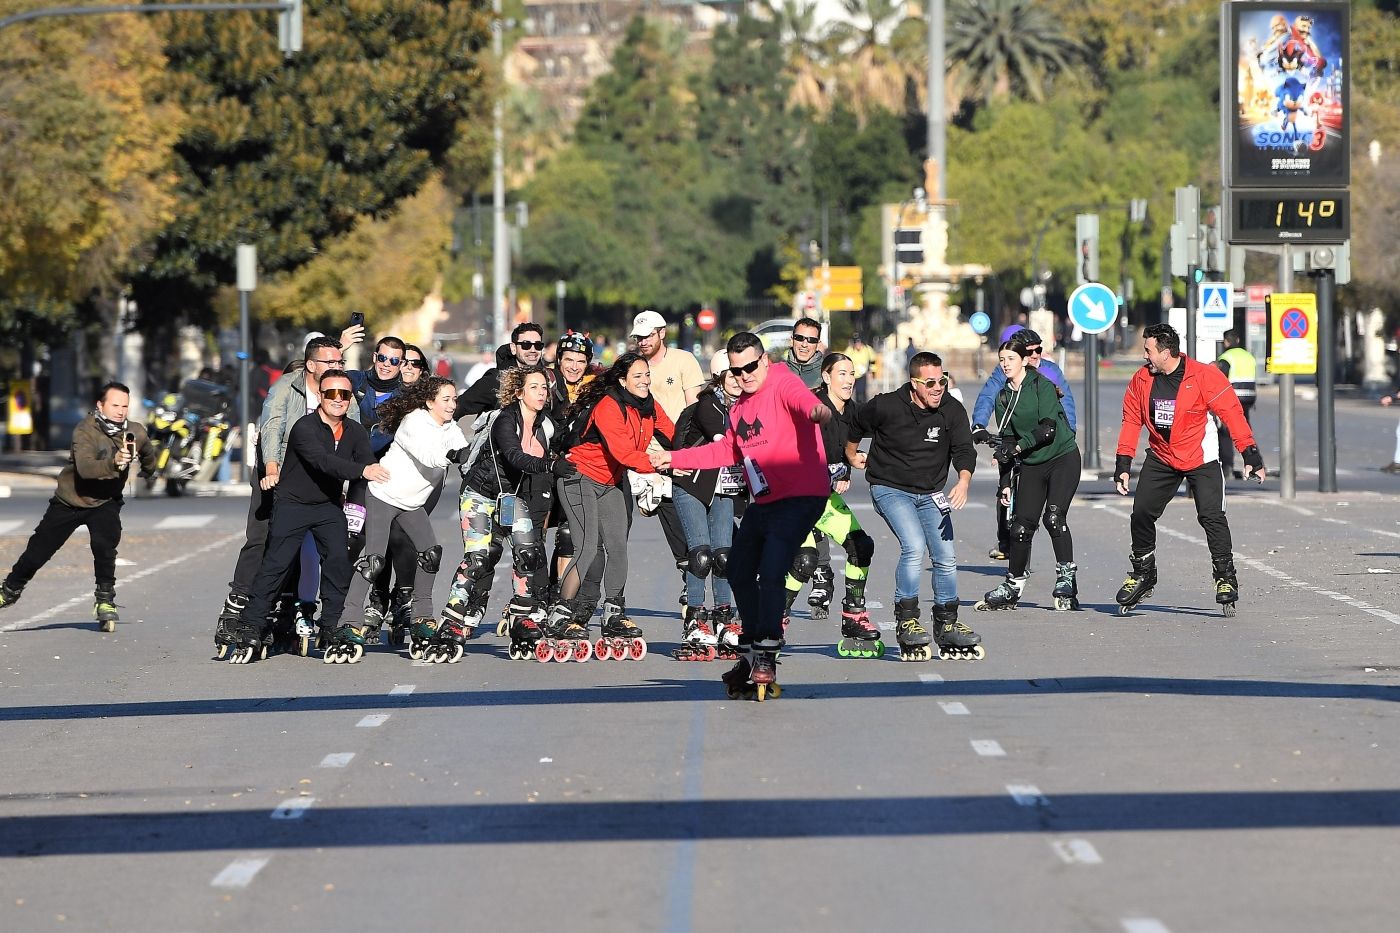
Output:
top-left (144, 379), bottom-right (233, 496)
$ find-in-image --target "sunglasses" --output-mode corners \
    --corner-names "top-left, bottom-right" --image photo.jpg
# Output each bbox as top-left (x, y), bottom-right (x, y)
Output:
top-left (515, 341), bottom-right (546, 351)
top-left (1025, 346), bottom-right (1044, 355)
top-left (728, 359), bottom-right (762, 377)
top-left (403, 358), bottom-right (426, 369)
top-left (792, 333), bottom-right (820, 345)
top-left (375, 353), bottom-right (403, 366)
top-left (322, 388), bottom-right (354, 401)
top-left (911, 375), bottom-right (949, 389)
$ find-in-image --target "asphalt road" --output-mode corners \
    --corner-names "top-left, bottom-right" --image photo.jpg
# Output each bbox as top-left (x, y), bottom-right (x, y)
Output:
top-left (1, 380), bottom-right (1397, 933)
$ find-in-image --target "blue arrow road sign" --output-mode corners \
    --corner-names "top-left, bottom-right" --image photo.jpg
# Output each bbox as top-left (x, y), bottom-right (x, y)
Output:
top-left (1068, 282), bottom-right (1118, 336)
top-left (969, 311), bottom-right (991, 335)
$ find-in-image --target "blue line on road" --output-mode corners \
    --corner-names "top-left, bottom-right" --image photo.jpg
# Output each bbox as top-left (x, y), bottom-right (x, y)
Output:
top-left (665, 696), bottom-right (707, 933)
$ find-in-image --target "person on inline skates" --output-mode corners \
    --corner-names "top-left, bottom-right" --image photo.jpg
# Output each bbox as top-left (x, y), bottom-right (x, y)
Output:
top-left (974, 340), bottom-right (1081, 613)
top-left (0, 382), bottom-right (156, 631)
top-left (1114, 324), bottom-right (1266, 616)
top-left (556, 353), bottom-right (675, 660)
top-left (226, 371), bottom-right (389, 663)
top-left (651, 333), bottom-right (831, 699)
top-left (846, 352), bottom-right (984, 661)
top-left (778, 318), bottom-right (835, 614)
top-left (446, 366), bottom-right (575, 660)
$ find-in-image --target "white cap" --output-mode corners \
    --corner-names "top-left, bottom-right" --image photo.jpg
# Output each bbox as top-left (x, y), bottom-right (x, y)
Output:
top-left (629, 309), bottom-right (668, 337)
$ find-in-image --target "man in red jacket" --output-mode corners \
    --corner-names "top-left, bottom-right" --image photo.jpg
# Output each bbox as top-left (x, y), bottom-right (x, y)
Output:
top-left (1114, 324), bottom-right (1267, 615)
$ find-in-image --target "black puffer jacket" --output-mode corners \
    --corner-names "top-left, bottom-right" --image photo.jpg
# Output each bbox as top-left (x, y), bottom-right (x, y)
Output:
top-left (461, 403), bottom-right (557, 510)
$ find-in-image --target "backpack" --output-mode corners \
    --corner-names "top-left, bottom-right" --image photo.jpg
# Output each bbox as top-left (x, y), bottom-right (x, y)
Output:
top-left (553, 393), bottom-right (620, 456)
top-left (459, 407), bottom-right (555, 477)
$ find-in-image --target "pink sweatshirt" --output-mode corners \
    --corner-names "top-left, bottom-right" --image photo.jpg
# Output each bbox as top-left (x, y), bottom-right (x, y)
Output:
top-left (670, 364), bottom-right (830, 502)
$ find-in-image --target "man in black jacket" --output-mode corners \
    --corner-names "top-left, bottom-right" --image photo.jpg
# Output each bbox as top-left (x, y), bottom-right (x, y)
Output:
top-left (846, 351), bottom-right (984, 661)
top-left (453, 322), bottom-right (548, 420)
top-left (227, 371), bottom-right (389, 663)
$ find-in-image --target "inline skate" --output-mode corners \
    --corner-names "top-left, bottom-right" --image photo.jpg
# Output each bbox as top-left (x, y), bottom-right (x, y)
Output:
top-left (975, 575), bottom-right (1025, 612)
top-left (807, 564), bottom-right (834, 621)
top-left (1213, 557), bottom-right (1238, 618)
top-left (422, 616), bottom-right (467, 663)
top-left (506, 605), bottom-right (545, 660)
top-left (710, 604), bottom-right (741, 660)
top-left (893, 597), bottom-right (934, 661)
top-left (362, 590), bottom-right (389, 646)
top-left (837, 581), bottom-right (882, 659)
top-left (227, 617), bottom-right (263, 665)
top-left (294, 600), bottom-right (318, 657)
top-left (0, 580), bottom-right (23, 610)
top-left (932, 600), bottom-right (985, 660)
top-left (725, 641), bottom-right (782, 701)
top-left (596, 600), bottom-right (646, 661)
top-left (1115, 551), bottom-right (1157, 616)
top-left (535, 599), bottom-right (593, 662)
top-left (1053, 562), bottom-right (1079, 611)
top-left (213, 592), bottom-right (247, 659)
top-left (387, 585), bottom-right (414, 648)
top-left (323, 624), bottom-right (368, 664)
top-left (94, 587), bottom-right (119, 633)
top-left (673, 606), bottom-right (718, 661)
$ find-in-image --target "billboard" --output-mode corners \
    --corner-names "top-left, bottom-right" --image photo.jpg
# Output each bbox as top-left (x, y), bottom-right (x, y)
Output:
top-left (1223, 2), bottom-right (1349, 188)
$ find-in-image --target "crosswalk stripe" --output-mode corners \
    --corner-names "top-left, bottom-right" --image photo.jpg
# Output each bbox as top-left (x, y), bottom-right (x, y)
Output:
top-left (154, 514), bottom-right (215, 530)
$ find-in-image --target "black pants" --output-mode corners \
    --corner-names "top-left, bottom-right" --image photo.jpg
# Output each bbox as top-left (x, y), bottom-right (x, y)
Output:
top-left (1218, 398), bottom-right (1255, 473)
top-left (728, 496), bottom-right (826, 642)
top-left (241, 500), bottom-right (352, 635)
top-left (228, 468), bottom-right (274, 599)
top-left (657, 496), bottom-right (689, 564)
top-left (1007, 448), bottom-right (1080, 576)
top-left (1131, 451), bottom-right (1233, 564)
top-left (5, 497), bottom-right (123, 594)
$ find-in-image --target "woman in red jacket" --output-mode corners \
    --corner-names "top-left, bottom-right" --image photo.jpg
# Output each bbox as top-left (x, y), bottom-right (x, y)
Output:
top-left (554, 352), bottom-right (675, 651)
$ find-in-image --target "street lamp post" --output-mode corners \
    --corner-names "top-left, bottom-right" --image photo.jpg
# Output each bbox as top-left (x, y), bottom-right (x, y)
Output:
top-left (235, 245), bottom-right (256, 485)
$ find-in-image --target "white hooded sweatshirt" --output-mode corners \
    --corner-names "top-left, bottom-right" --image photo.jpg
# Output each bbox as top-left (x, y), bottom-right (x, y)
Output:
top-left (369, 408), bottom-right (468, 510)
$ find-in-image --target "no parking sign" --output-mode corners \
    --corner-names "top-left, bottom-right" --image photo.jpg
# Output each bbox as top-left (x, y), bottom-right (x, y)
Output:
top-left (1266, 293), bottom-right (1317, 375)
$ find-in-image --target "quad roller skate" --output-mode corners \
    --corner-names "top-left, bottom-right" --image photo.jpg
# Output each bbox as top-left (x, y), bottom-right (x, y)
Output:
top-left (535, 600), bottom-right (593, 663)
top-left (710, 604), bottom-right (741, 660)
top-left (1115, 551), bottom-right (1157, 616)
top-left (213, 592), bottom-right (248, 659)
top-left (932, 601), bottom-right (985, 661)
top-left (975, 575), bottom-right (1025, 612)
top-left (407, 616), bottom-right (439, 660)
top-left (673, 606), bottom-right (719, 661)
top-left (1213, 557), bottom-right (1239, 618)
top-left (387, 585), bottom-right (413, 648)
top-left (422, 617), bottom-right (467, 664)
top-left (724, 641), bottom-right (782, 701)
top-left (595, 600), bottom-right (646, 661)
top-left (0, 580), bottom-right (23, 611)
top-left (837, 590), bottom-right (883, 659)
top-left (1053, 562), bottom-right (1080, 611)
top-left (227, 618), bottom-right (263, 665)
top-left (322, 624), bottom-right (368, 664)
top-left (94, 588), bottom-right (119, 633)
top-left (893, 597), bottom-right (934, 662)
top-left (807, 564), bottom-right (834, 621)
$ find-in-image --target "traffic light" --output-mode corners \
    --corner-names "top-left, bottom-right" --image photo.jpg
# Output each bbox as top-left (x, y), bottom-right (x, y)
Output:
top-left (895, 227), bottom-right (923, 266)
top-left (1076, 213), bottom-right (1099, 284)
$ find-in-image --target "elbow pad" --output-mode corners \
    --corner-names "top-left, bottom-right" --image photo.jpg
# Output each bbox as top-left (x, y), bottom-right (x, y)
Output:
top-left (1032, 419), bottom-right (1056, 446)
top-left (1241, 445), bottom-right (1265, 471)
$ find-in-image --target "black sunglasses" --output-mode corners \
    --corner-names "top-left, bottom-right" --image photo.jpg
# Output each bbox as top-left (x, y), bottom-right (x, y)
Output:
top-left (515, 340), bottom-right (546, 351)
top-left (375, 353), bottom-right (403, 366)
top-left (403, 358), bottom-right (426, 369)
top-left (1024, 345), bottom-right (1044, 354)
top-left (728, 359), bottom-right (762, 377)
top-left (792, 333), bottom-right (820, 344)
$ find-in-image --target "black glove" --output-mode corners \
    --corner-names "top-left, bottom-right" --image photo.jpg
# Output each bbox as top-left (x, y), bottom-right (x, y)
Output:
top-left (446, 446), bottom-right (471, 464)
top-left (991, 437), bottom-right (1015, 465)
top-left (551, 458), bottom-right (578, 478)
top-left (1241, 445), bottom-right (1265, 477)
top-left (1115, 454), bottom-right (1133, 479)
top-left (971, 426), bottom-right (991, 445)
top-left (1031, 418), bottom-right (1056, 447)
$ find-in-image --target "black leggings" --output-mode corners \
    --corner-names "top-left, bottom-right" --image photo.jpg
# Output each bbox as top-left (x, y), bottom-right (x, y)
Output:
top-left (1006, 448), bottom-right (1081, 576)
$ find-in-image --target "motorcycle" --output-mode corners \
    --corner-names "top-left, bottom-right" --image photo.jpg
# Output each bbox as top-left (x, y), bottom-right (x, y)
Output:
top-left (144, 379), bottom-right (233, 496)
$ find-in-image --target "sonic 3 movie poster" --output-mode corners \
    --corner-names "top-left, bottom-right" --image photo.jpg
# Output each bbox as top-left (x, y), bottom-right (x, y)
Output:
top-left (1229, 1), bottom-right (1349, 187)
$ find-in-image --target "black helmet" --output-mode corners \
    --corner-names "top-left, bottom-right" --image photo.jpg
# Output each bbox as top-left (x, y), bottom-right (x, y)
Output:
top-left (1010, 328), bottom-right (1043, 350)
top-left (556, 332), bottom-right (592, 361)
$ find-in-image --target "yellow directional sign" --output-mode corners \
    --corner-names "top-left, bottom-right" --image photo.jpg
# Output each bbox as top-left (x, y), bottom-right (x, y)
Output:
top-left (812, 265), bottom-right (863, 311)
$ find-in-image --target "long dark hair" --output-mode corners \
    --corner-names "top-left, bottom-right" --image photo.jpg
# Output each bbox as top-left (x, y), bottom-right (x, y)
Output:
top-left (566, 351), bottom-right (646, 423)
top-left (374, 376), bottom-right (455, 436)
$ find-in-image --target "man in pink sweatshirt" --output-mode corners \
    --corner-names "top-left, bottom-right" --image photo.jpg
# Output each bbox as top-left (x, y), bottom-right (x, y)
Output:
top-left (650, 332), bottom-right (830, 699)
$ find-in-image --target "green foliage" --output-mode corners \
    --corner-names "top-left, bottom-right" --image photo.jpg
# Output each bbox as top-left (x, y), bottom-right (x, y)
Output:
top-left (947, 0), bottom-right (1089, 106)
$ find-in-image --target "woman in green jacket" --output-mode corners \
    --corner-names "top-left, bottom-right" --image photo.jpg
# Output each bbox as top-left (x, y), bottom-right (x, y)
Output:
top-left (975, 340), bottom-right (1081, 612)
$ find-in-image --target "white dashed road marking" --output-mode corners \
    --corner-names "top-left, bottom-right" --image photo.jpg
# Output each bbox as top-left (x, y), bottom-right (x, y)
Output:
top-left (1122, 919), bottom-right (1172, 933)
top-left (1051, 838), bottom-right (1103, 865)
top-left (153, 514), bottom-right (215, 530)
top-left (970, 739), bottom-right (1006, 757)
top-left (938, 701), bottom-right (969, 715)
top-left (270, 798), bottom-right (316, 820)
top-left (917, 673), bottom-right (945, 684)
top-left (210, 857), bottom-right (270, 888)
top-left (357, 714), bottom-right (390, 728)
top-left (1006, 784), bottom-right (1049, 807)
top-left (388, 684), bottom-right (416, 695)
top-left (319, 753), bottom-right (355, 768)
top-left (0, 519), bottom-right (23, 535)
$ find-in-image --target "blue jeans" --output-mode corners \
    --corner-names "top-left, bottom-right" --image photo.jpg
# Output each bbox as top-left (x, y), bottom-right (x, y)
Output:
top-left (728, 496), bottom-right (827, 642)
top-left (869, 484), bottom-right (959, 604)
top-left (672, 485), bottom-right (734, 607)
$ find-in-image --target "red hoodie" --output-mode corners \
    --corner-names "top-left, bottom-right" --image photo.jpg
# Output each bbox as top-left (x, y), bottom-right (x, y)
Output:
top-left (1117, 355), bottom-right (1257, 471)
top-left (567, 390), bottom-right (675, 486)
top-left (670, 364), bottom-right (830, 502)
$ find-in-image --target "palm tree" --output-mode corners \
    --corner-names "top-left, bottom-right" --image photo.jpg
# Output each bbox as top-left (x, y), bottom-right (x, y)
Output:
top-left (824, 0), bottom-right (917, 116)
top-left (946, 0), bottom-right (1086, 105)
top-left (768, 0), bottom-right (836, 111)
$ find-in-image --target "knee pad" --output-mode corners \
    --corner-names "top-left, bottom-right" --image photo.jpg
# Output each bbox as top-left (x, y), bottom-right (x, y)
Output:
top-left (417, 545), bottom-right (442, 574)
top-left (513, 543), bottom-right (546, 576)
top-left (1009, 519), bottom-right (1036, 544)
top-left (464, 546), bottom-right (498, 584)
top-left (687, 546), bottom-right (713, 579)
top-left (356, 553), bottom-right (385, 583)
top-left (553, 520), bottom-right (574, 558)
top-left (1042, 505), bottom-right (1069, 538)
top-left (790, 546), bottom-right (820, 583)
top-left (846, 530), bottom-right (875, 569)
top-left (712, 548), bottom-right (730, 579)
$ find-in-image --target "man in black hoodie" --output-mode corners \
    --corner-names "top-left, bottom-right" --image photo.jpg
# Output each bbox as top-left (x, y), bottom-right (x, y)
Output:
top-left (454, 322), bottom-right (549, 420)
top-left (847, 351), bottom-right (984, 661)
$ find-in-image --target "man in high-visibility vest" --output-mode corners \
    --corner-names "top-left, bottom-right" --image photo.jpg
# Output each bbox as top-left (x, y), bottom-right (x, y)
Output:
top-left (1215, 329), bottom-right (1257, 480)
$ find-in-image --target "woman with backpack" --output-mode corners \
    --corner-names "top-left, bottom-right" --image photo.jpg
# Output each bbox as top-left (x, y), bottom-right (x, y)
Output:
top-left (550, 352), bottom-right (674, 658)
top-left (670, 352), bottom-right (748, 660)
top-left (434, 365), bottom-right (575, 661)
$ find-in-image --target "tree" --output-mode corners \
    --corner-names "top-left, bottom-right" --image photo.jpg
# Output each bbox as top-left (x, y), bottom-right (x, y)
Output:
top-left (134, 1), bottom-right (492, 328)
top-left (768, 0), bottom-right (835, 112)
top-left (824, 0), bottom-right (917, 116)
top-left (0, 13), bottom-right (182, 337)
top-left (947, 0), bottom-right (1087, 107)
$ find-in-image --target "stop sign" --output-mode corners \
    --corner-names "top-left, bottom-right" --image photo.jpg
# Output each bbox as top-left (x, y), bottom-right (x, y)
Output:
top-left (697, 308), bottom-right (717, 332)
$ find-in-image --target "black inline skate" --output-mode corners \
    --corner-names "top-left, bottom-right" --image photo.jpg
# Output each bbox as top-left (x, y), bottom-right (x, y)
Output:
top-left (387, 585), bottom-right (413, 648)
top-left (893, 597), bottom-right (934, 661)
top-left (362, 590), bottom-right (389, 646)
top-left (294, 600), bottom-right (318, 657)
top-left (932, 600), bottom-right (985, 660)
top-left (837, 580), bottom-right (882, 659)
top-left (1115, 550), bottom-right (1157, 616)
top-left (213, 592), bottom-right (247, 659)
top-left (507, 608), bottom-right (545, 660)
top-left (435, 588), bottom-right (487, 658)
top-left (407, 616), bottom-right (438, 660)
top-left (710, 604), bottom-right (741, 660)
top-left (724, 640), bottom-right (781, 701)
top-left (323, 624), bottom-right (368, 664)
top-left (227, 617), bottom-right (263, 665)
top-left (94, 587), bottom-right (119, 633)
top-left (975, 575), bottom-right (1025, 612)
top-left (0, 580), bottom-right (23, 611)
top-left (673, 606), bottom-right (719, 661)
top-left (422, 616), bottom-right (467, 664)
top-left (597, 600), bottom-right (646, 661)
top-left (1053, 562), bottom-right (1080, 611)
top-left (1213, 557), bottom-right (1238, 618)
top-left (807, 564), bottom-right (834, 621)
top-left (537, 599), bottom-right (593, 663)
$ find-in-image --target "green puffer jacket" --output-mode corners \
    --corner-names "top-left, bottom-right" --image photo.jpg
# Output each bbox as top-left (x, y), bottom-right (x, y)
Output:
top-left (991, 368), bottom-right (1076, 466)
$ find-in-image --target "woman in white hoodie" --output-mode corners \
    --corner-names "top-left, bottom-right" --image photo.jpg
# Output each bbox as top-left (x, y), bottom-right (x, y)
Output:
top-left (342, 377), bottom-right (467, 648)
